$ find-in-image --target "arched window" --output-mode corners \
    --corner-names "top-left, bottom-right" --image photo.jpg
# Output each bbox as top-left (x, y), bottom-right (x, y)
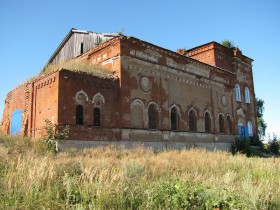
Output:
top-left (75, 91), bottom-right (88, 105)
top-left (171, 107), bottom-right (178, 131)
top-left (204, 112), bottom-right (211, 133)
top-left (219, 114), bottom-right (224, 133)
top-left (245, 87), bottom-right (250, 103)
top-left (247, 121), bottom-right (253, 136)
top-left (227, 115), bottom-right (232, 134)
top-left (131, 100), bottom-right (144, 128)
top-left (235, 84), bottom-right (241, 101)
top-left (189, 110), bottom-right (196, 132)
top-left (76, 105), bottom-right (84, 125)
top-left (93, 107), bottom-right (101, 126)
top-left (148, 104), bottom-right (158, 129)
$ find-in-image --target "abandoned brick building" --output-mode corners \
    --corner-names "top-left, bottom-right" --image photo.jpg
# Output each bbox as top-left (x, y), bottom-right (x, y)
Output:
top-left (0, 29), bottom-right (257, 149)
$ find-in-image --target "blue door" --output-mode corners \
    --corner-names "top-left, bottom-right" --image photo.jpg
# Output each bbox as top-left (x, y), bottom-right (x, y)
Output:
top-left (244, 126), bottom-right (249, 139)
top-left (10, 109), bottom-right (22, 135)
top-left (238, 125), bottom-right (249, 140)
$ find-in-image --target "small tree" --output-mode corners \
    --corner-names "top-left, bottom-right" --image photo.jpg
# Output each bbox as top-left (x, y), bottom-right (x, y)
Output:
top-left (256, 98), bottom-right (267, 139)
top-left (42, 119), bottom-right (69, 153)
top-left (221, 40), bottom-right (235, 49)
top-left (268, 134), bottom-right (280, 155)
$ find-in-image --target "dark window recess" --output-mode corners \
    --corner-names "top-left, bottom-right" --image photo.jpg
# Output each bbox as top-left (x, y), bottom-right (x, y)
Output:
top-left (219, 115), bottom-right (224, 133)
top-left (205, 112), bottom-right (211, 133)
top-left (189, 110), bottom-right (196, 131)
top-left (171, 107), bottom-right (178, 131)
top-left (76, 105), bottom-right (84, 125)
top-left (148, 104), bottom-right (158, 129)
top-left (80, 42), bottom-right (84, 55)
top-left (93, 107), bottom-right (101, 126)
top-left (227, 116), bottom-right (232, 134)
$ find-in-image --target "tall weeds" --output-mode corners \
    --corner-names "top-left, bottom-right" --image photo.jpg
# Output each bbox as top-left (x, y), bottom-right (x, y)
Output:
top-left (0, 134), bottom-right (279, 209)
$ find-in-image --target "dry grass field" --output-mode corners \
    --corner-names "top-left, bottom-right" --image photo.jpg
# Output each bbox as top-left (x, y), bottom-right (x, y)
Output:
top-left (0, 133), bottom-right (279, 209)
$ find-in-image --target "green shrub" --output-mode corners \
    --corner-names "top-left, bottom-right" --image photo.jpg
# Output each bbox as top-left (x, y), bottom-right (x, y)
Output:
top-left (42, 119), bottom-right (69, 153)
top-left (231, 137), bottom-right (253, 156)
top-left (268, 136), bottom-right (280, 155)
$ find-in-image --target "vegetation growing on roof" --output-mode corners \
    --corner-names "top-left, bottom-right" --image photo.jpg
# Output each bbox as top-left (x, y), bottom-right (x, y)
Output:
top-left (40, 59), bottom-right (116, 79)
top-left (221, 40), bottom-right (235, 49)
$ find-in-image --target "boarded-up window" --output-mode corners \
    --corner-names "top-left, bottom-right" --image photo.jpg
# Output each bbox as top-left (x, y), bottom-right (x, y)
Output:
top-left (93, 107), bottom-right (101, 126)
top-left (247, 121), bottom-right (253, 136)
top-left (148, 104), bottom-right (158, 129)
top-left (189, 110), bottom-right (196, 131)
top-left (131, 103), bottom-right (143, 128)
top-left (219, 115), bottom-right (224, 133)
top-left (171, 107), bottom-right (178, 131)
top-left (205, 112), bottom-right (211, 133)
top-left (10, 109), bottom-right (22, 135)
top-left (76, 105), bottom-right (84, 125)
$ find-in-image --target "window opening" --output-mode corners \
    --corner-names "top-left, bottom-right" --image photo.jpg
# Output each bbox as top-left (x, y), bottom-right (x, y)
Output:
top-left (171, 107), bottom-right (178, 131)
top-left (205, 112), bottom-right (211, 133)
top-left (189, 110), bottom-right (196, 131)
top-left (148, 104), bottom-right (158, 129)
top-left (219, 115), bottom-right (224, 133)
top-left (93, 107), bottom-right (101, 126)
top-left (76, 105), bottom-right (84, 125)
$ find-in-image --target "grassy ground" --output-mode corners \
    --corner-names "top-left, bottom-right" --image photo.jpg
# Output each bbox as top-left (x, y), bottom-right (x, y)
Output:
top-left (0, 133), bottom-right (279, 209)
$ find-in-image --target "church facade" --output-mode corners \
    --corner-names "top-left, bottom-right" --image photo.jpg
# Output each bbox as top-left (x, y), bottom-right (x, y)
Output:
top-left (1, 29), bottom-right (257, 150)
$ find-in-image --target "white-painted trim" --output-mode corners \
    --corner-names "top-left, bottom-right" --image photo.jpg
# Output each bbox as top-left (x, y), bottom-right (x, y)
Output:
top-left (74, 90), bottom-right (88, 102)
top-left (147, 101), bottom-right (161, 112)
top-left (235, 84), bottom-right (241, 101)
top-left (92, 92), bottom-right (105, 104)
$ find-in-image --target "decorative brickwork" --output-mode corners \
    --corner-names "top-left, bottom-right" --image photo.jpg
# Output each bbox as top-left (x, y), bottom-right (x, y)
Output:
top-left (0, 32), bottom-right (257, 149)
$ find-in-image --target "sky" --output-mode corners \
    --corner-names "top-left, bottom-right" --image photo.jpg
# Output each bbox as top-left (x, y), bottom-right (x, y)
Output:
top-left (0, 0), bottom-right (279, 139)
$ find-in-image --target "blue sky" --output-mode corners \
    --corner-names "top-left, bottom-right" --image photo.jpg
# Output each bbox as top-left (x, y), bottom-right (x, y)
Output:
top-left (0, 0), bottom-right (279, 138)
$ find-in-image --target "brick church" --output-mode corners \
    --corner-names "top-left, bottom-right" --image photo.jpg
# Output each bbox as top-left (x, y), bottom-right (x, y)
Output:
top-left (0, 29), bottom-right (257, 149)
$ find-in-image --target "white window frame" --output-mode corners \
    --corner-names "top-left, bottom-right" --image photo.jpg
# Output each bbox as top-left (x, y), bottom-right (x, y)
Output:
top-left (247, 121), bottom-right (253, 136)
top-left (235, 84), bottom-right (241, 101)
top-left (245, 87), bottom-right (250, 104)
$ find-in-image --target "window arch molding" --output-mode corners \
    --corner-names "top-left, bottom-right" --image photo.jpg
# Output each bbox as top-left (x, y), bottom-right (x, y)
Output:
top-left (235, 84), bottom-right (241, 101)
top-left (148, 102), bottom-right (159, 130)
top-left (245, 87), bottom-right (250, 103)
top-left (188, 107), bottom-right (197, 132)
top-left (74, 90), bottom-right (88, 125)
top-left (147, 101), bottom-right (161, 112)
top-left (204, 110), bottom-right (212, 133)
top-left (169, 104), bottom-right (179, 131)
top-left (131, 98), bottom-right (145, 108)
top-left (74, 90), bottom-right (88, 104)
top-left (92, 92), bottom-right (105, 105)
top-left (130, 98), bottom-right (144, 128)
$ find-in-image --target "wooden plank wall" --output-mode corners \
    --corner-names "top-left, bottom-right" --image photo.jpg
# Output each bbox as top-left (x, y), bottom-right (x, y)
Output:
top-left (50, 32), bottom-right (116, 65)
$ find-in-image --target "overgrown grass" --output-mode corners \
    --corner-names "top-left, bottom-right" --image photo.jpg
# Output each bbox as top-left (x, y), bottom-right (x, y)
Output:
top-left (40, 59), bottom-right (116, 79)
top-left (0, 133), bottom-right (279, 209)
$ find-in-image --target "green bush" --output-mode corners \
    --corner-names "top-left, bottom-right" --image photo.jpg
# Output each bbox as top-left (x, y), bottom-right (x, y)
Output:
top-left (231, 137), bottom-right (253, 156)
top-left (268, 136), bottom-right (280, 155)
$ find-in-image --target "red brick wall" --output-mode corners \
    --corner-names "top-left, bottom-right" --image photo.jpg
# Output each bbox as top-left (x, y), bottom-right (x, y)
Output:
top-left (57, 70), bottom-right (120, 140)
top-left (184, 42), bottom-right (257, 135)
top-left (32, 72), bottom-right (59, 137)
top-left (119, 37), bottom-right (237, 135)
top-left (1, 83), bottom-right (32, 135)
